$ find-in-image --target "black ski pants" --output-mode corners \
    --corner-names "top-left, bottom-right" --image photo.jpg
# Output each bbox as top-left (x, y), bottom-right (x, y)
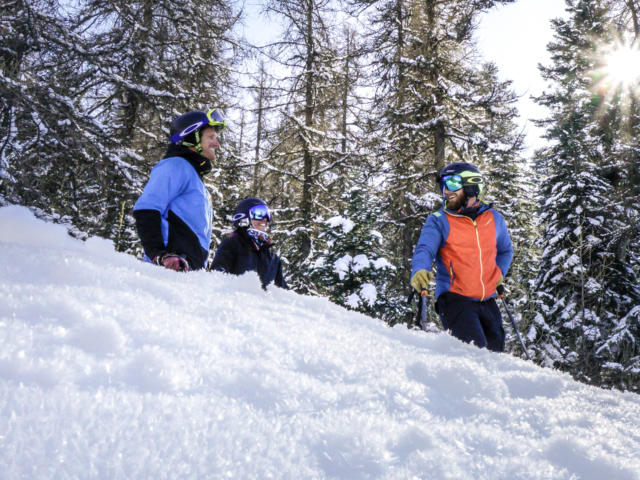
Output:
top-left (436, 292), bottom-right (505, 352)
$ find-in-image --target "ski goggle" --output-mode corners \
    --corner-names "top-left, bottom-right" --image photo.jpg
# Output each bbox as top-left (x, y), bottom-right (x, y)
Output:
top-left (441, 174), bottom-right (463, 192)
top-left (206, 108), bottom-right (226, 132)
top-left (249, 204), bottom-right (271, 222)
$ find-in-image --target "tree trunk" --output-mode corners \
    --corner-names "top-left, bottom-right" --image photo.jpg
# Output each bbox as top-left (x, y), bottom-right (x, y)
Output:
top-left (426, 0), bottom-right (446, 179)
top-left (627, 0), bottom-right (640, 37)
top-left (299, 0), bottom-right (316, 258)
top-left (253, 63), bottom-right (266, 192)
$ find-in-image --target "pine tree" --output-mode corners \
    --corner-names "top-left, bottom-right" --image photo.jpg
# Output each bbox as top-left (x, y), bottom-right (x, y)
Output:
top-left (469, 63), bottom-right (537, 357)
top-left (73, 0), bottom-right (240, 249)
top-left (353, 0), bottom-right (519, 324)
top-left (0, 0), bottom-right (126, 238)
top-left (530, 0), bottom-right (640, 391)
top-left (1, 0), bottom-right (241, 253)
top-left (310, 186), bottom-right (398, 318)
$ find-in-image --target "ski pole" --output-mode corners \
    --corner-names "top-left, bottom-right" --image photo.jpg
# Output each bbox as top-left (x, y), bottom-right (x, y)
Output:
top-left (497, 285), bottom-right (531, 360)
top-left (407, 290), bottom-right (428, 331)
top-left (419, 289), bottom-right (429, 331)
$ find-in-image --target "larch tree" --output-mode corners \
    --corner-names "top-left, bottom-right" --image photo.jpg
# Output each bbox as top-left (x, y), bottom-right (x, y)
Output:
top-left (260, 0), bottom-right (359, 291)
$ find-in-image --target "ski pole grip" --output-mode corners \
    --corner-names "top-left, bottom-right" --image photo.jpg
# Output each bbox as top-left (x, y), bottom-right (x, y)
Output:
top-left (496, 284), bottom-right (505, 298)
top-left (420, 288), bottom-right (428, 297)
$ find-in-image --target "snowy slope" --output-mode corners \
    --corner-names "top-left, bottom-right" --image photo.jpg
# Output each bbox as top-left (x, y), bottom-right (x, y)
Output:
top-left (1, 205), bottom-right (639, 480)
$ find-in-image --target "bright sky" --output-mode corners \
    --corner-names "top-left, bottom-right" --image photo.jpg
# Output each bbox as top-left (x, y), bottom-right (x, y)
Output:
top-left (2, 204), bottom-right (640, 478)
top-left (477, 0), bottom-right (569, 152)
top-left (241, 0), bottom-right (569, 154)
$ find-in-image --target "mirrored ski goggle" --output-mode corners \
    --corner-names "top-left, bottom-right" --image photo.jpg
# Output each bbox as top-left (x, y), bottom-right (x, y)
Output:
top-left (249, 204), bottom-right (271, 222)
top-left (441, 174), bottom-right (463, 192)
top-left (206, 108), bottom-right (226, 131)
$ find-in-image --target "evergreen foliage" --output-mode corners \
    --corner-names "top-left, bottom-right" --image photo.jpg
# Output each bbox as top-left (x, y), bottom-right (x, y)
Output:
top-left (4, 0), bottom-right (637, 393)
top-left (530, 0), bottom-right (640, 391)
top-left (72, 0), bottom-right (240, 250)
top-left (310, 186), bottom-right (398, 319)
top-left (1, 0), bottom-right (127, 240)
top-left (351, 0), bottom-right (521, 325)
top-left (1, 0), bottom-right (239, 252)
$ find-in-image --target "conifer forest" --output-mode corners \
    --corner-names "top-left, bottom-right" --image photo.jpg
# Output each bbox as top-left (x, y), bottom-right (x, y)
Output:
top-left (2, 0), bottom-right (639, 392)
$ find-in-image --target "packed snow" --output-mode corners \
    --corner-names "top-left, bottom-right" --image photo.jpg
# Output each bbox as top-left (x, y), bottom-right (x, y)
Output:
top-left (1, 205), bottom-right (640, 479)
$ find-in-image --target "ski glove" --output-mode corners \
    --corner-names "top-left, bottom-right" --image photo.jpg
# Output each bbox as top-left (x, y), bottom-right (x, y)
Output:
top-left (155, 253), bottom-right (190, 272)
top-left (410, 269), bottom-right (434, 293)
top-left (496, 275), bottom-right (505, 297)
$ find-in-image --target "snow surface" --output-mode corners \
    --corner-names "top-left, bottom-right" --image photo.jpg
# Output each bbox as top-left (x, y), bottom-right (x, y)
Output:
top-left (1, 205), bottom-right (640, 479)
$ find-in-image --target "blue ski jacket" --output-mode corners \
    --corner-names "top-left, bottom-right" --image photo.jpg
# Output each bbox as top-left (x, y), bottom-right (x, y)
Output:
top-left (133, 147), bottom-right (213, 270)
top-left (411, 202), bottom-right (513, 301)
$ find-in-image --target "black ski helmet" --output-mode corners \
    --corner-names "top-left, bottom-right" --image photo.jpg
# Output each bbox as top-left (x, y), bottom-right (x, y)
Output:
top-left (232, 197), bottom-right (270, 229)
top-left (437, 161), bottom-right (484, 197)
top-left (169, 109), bottom-right (225, 152)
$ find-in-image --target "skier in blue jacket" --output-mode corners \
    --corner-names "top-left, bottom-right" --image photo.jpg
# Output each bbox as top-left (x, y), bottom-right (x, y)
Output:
top-left (411, 162), bottom-right (513, 351)
top-left (133, 109), bottom-right (225, 271)
top-left (210, 197), bottom-right (288, 289)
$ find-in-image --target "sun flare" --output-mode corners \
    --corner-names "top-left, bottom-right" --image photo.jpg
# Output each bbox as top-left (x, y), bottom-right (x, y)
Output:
top-left (604, 46), bottom-right (640, 86)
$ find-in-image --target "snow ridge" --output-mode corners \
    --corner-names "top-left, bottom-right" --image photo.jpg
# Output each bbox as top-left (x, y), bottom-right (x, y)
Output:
top-left (1, 206), bottom-right (639, 479)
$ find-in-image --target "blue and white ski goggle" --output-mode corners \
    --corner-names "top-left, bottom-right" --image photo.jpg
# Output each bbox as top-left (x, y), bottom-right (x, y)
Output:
top-left (249, 204), bottom-right (271, 222)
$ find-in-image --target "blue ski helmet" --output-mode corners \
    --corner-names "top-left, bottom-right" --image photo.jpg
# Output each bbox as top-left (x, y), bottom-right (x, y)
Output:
top-left (232, 197), bottom-right (271, 229)
top-left (437, 162), bottom-right (484, 197)
top-left (169, 109), bottom-right (226, 151)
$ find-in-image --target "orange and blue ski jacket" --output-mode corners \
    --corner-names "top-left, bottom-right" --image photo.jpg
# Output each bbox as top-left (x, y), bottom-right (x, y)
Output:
top-left (411, 202), bottom-right (513, 301)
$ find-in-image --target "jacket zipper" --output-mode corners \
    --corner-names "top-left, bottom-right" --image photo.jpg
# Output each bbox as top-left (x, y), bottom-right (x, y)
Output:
top-left (472, 219), bottom-right (486, 301)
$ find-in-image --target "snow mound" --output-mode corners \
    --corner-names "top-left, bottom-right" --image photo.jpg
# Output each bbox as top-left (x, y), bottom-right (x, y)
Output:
top-left (1, 205), bottom-right (639, 479)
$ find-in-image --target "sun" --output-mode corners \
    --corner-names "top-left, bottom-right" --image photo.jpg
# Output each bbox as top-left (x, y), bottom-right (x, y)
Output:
top-left (590, 41), bottom-right (640, 123)
top-left (604, 45), bottom-right (640, 86)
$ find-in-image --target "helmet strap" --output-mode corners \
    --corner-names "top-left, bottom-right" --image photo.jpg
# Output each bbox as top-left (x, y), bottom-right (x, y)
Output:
top-left (180, 133), bottom-right (203, 154)
top-left (194, 130), bottom-right (203, 153)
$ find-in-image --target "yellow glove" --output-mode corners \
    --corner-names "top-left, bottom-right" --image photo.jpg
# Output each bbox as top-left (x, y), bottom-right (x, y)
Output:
top-left (410, 269), bottom-right (434, 293)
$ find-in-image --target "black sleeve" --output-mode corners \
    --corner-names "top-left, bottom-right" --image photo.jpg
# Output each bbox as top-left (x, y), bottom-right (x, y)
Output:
top-left (274, 258), bottom-right (288, 290)
top-left (133, 209), bottom-right (166, 261)
top-left (210, 237), bottom-right (238, 274)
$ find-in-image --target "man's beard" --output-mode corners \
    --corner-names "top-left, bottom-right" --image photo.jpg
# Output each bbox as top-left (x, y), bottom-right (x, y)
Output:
top-left (446, 194), bottom-right (464, 210)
